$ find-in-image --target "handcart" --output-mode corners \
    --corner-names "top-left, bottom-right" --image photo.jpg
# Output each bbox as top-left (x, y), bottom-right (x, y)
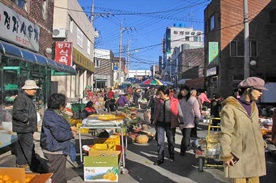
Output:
top-left (195, 117), bottom-right (224, 172)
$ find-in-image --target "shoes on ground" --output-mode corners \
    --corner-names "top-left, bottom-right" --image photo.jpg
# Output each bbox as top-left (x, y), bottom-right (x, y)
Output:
top-left (169, 154), bottom-right (175, 161)
top-left (154, 159), bottom-right (164, 165)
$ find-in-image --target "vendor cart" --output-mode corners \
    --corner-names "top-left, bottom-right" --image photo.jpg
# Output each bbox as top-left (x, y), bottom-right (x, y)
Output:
top-left (78, 115), bottom-right (128, 174)
top-left (195, 117), bottom-right (223, 172)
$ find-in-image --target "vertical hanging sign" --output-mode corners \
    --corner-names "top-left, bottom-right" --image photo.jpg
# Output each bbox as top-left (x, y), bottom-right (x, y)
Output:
top-left (55, 42), bottom-right (73, 66)
top-left (208, 42), bottom-right (219, 63)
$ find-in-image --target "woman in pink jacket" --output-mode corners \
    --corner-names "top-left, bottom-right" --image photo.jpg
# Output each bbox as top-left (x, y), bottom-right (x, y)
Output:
top-left (178, 85), bottom-right (201, 156)
top-left (153, 86), bottom-right (184, 165)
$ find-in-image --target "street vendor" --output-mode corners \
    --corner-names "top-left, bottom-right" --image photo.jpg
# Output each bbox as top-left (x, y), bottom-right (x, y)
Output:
top-left (117, 93), bottom-right (129, 107)
top-left (83, 85), bottom-right (93, 100)
top-left (80, 101), bottom-right (97, 119)
top-left (220, 77), bottom-right (267, 183)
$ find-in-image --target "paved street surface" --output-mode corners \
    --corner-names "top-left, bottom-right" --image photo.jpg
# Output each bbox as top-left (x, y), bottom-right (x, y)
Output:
top-left (1, 110), bottom-right (276, 183)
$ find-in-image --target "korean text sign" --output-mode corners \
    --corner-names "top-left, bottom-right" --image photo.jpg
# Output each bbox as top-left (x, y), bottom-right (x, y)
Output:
top-left (55, 42), bottom-right (73, 66)
top-left (0, 2), bottom-right (40, 51)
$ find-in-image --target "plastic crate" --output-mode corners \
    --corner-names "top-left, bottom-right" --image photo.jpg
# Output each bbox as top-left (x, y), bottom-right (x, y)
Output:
top-left (71, 103), bottom-right (86, 112)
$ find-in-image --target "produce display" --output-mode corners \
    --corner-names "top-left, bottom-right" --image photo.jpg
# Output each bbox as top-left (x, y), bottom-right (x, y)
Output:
top-left (0, 174), bottom-right (25, 183)
top-left (88, 114), bottom-right (126, 121)
top-left (136, 135), bottom-right (149, 144)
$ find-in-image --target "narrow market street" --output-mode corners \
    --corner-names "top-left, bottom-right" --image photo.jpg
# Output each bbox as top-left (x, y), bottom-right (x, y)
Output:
top-left (1, 109), bottom-right (276, 183)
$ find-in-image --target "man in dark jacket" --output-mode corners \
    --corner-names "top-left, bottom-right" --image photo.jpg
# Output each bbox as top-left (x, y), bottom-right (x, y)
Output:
top-left (12, 80), bottom-right (39, 171)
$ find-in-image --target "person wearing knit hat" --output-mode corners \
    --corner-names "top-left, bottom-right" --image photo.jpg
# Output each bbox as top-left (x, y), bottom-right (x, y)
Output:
top-left (219, 77), bottom-right (267, 182)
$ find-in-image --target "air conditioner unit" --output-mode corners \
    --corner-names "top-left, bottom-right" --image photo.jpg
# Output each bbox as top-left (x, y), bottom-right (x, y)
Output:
top-left (52, 28), bottom-right (67, 38)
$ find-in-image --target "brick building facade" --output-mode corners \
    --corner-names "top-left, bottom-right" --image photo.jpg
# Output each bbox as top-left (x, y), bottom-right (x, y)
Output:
top-left (204, 0), bottom-right (276, 97)
top-left (1, 0), bottom-right (54, 57)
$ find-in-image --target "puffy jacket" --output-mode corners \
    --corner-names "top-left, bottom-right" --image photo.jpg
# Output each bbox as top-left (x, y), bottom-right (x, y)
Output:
top-left (220, 96), bottom-right (266, 178)
top-left (179, 96), bottom-right (201, 128)
top-left (154, 97), bottom-right (184, 128)
top-left (12, 92), bottom-right (37, 133)
top-left (40, 109), bottom-right (73, 155)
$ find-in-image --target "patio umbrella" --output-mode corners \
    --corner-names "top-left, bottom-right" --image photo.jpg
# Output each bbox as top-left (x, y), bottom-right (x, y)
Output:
top-left (141, 78), bottom-right (166, 86)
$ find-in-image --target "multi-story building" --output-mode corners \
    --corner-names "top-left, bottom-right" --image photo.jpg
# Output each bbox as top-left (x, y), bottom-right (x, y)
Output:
top-left (52, 0), bottom-right (95, 99)
top-left (150, 65), bottom-right (160, 78)
top-left (204, 0), bottom-right (276, 97)
top-left (113, 57), bottom-right (126, 86)
top-left (0, 0), bottom-right (75, 116)
top-left (162, 25), bottom-right (204, 81)
top-left (176, 47), bottom-right (205, 88)
top-left (94, 49), bottom-right (114, 89)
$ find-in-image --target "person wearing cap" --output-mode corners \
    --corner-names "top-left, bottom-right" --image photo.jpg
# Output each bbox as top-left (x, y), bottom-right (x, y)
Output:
top-left (220, 77), bottom-right (267, 183)
top-left (12, 80), bottom-right (40, 172)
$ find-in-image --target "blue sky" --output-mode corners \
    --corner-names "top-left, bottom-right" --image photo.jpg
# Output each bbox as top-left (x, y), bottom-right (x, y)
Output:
top-left (78, 0), bottom-right (210, 70)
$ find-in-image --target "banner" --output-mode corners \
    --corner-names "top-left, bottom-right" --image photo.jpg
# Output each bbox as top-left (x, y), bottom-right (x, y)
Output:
top-left (208, 42), bottom-right (219, 63)
top-left (55, 42), bottom-right (73, 66)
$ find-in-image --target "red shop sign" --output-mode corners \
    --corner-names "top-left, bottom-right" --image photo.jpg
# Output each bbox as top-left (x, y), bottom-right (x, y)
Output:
top-left (55, 42), bottom-right (73, 66)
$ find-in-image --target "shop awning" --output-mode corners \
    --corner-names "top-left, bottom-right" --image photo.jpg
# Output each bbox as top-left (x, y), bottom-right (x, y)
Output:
top-left (0, 40), bottom-right (76, 75)
top-left (183, 77), bottom-right (205, 89)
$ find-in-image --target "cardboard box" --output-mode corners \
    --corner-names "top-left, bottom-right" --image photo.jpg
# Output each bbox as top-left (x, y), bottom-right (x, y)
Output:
top-left (84, 156), bottom-right (119, 182)
top-left (0, 168), bottom-right (52, 183)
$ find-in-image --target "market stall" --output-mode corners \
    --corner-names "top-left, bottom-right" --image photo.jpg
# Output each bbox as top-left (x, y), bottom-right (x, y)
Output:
top-left (77, 113), bottom-right (129, 182)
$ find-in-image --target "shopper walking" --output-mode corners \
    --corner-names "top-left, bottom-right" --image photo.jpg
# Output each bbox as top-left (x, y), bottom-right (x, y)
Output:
top-left (153, 86), bottom-right (184, 165)
top-left (12, 80), bottom-right (40, 171)
top-left (40, 93), bottom-right (77, 183)
top-left (220, 77), bottom-right (267, 183)
top-left (178, 85), bottom-right (201, 156)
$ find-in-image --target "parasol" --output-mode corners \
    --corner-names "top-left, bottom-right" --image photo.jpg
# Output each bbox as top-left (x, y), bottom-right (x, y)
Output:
top-left (141, 78), bottom-right (166, 86)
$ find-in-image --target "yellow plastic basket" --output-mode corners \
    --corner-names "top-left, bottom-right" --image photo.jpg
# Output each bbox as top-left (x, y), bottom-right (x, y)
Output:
top-left (76, 123), bottom-right (89, 134)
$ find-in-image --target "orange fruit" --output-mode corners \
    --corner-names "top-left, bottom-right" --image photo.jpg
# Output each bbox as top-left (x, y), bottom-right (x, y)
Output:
top-left (25, 177), bottom-right (31, 183)
top-left (0, 180), bottom-right (4, 183)
top-left (109, 173), bottom-right (117, 181)
top-left (5, 181), bottom-right (12, 183)
top-left (2, 175), bottom-right (11, 182)
top-left (13, 180), bottom-right (21, 183)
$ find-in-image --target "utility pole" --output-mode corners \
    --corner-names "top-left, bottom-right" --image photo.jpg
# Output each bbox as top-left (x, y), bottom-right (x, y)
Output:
top-left (126, 39), bottom-right (136, 79)
top-left (118, 22), bottom-right (135, 85)
top-left (91, 0), bottom-right (95, 24)
top-left (243, 0), bottom-right (250, 79)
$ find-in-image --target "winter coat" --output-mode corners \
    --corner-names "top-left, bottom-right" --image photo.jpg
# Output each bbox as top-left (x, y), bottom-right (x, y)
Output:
top-left (12, 91), bottom-right (37, 133)
top-left (80, 107), bottom-right (97, 119)
top-left (117, 95), bottom-right (129, 107)
top-left (179, 96), bottom-right (201, 128)
top-left (40, 109), bottom-right (73, 156)
top-left (220, 96), bottom-right (266, 178)
top-left (154, 97), bottom-right (184, 128)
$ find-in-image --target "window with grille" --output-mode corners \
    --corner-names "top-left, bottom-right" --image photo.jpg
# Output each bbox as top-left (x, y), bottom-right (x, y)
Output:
top-left (11, 0), bottom-right (26, 10)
